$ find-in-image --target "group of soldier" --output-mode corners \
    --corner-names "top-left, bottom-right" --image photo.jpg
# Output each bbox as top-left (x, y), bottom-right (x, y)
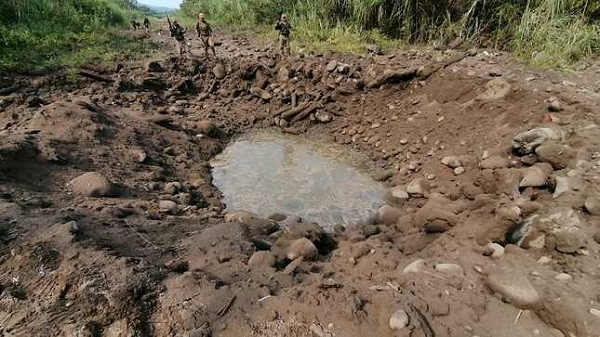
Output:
top-left (166, 13), bottom-right (293, 59)
top-left (131, 17), bottom-right (151, 32)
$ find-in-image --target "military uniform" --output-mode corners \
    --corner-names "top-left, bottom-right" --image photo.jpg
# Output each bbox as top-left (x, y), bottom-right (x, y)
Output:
top-left (196, 20), bottom-right (216, 58)
top-left (170, 23), bottom-right (189, 56)
top-left (275, 19), bottom-right (292, 56)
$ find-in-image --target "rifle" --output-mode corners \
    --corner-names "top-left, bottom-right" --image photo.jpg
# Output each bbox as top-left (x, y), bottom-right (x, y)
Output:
top-left (167, 16), bottom-right (173, 30)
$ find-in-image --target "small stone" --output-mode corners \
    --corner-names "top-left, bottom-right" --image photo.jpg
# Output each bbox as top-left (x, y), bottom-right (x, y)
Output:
top-left (486, 243), bottom-right (505, 257)
top-left (454, 167), bottom-right (465, 175)
top-left (158, 200), bottom-right (178, 214)
top-left (590, 308), bottom-right (600, 319)
top-left (538, 256), bottom-right (551, 264)
top-left (584, 196), bottom-right (600, 215)
top-left (548, 100), bottom-right (563, 112)
top-left (130, 149), bottom-right (147, 163)
top-left (434, 263), bottom-right (464, 275)
top-left (389, 309), bottom-right (409, 330)
top-left (212, 63), bottom-right (226, 79)
top-left (553, 227), bottom-right (586, 253)
top-left (326, 60), bottom-right (338, 72)
top-left (480, 156), bottom-right (509, 169)
top-left (268, 213), bottom-right (287, 222)
top-left (406, 178), bottom-right (426, 196)
top-left (535, 141), bottom-right (575, 169)
top-left (554, 273), bottom-right (573, 281)
top-left (68, 172), bottom-right (114, 197)
top-left (287, 238), bottom-right (318, 261)
top-left (441, 156), bottom-right (461, 169)
top-left (164, 258), bottom-right (189, 273)
top-left (486, 269), bottom-right (541, 307)
top-left (248, 251), bottom-right (276, 268)
top-left (164, 182), bottom-right (182, 195)
top-left (66, 221), bottom-right (79, 234)
top-left (400, 138), bottom-right (408, 145)
top-left (389, 186), bottom-right (409, 202)
top-left (197, 120), bottom-right (216, 135)
top-left (403, 259), bottom-right (425, 274)
top-left (377, 205), bottom-right (403, 225)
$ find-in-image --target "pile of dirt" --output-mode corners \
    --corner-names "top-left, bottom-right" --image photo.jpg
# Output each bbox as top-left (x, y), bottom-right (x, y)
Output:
top-left (1, 31), bottom-right (600, 336)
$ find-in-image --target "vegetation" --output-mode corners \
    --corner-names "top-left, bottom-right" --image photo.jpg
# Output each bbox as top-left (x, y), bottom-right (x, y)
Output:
top-left (0, 0), bottom-right (155, 73)
top-left (180, 0), bottom-right (599, 67)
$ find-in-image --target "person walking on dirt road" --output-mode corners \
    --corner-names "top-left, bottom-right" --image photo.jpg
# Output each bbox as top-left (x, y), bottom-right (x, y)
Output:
top-left (275, 14), bottom-right (292, 57)
top-left (196, 14), bottom-right (216, 59)
top-left (170, 20), bottom-right (189, 57)
top-left (143, 17), bottom-right (150, 32)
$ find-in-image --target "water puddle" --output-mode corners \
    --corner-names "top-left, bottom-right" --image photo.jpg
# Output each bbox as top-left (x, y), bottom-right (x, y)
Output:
top-left (211, 130), bottom-right (386, 229)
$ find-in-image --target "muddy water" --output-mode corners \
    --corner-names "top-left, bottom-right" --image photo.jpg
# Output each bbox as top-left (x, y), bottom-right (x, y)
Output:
top-left (211, 130), bottom-right (386, 229)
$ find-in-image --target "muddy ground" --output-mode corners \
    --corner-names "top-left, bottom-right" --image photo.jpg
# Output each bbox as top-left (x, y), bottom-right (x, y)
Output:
top-left (1, 28), bottom-right (600, 337)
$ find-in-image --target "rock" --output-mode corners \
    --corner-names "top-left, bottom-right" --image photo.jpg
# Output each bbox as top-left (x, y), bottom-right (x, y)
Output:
top-left (519, 166), bottom-right (548, 187)
top-left (485, 242), bottom-right (505, 257)
top-left (553, 227), bottom-right (586, 253)
top-left (337, 64), bottom-right (350, 74)
top-left (130, 149), bottom-right (147, 163)
top-left (477, 78), bottom-right (511, 100)
top-left (486, 269), bottom-right (541, 307)
top-left (553, 176), bottom-right (571, 198)
top-left (480, 156), bottom-right (509, 169)
top-left (414, 198), bottom-right (457, 233)
top-left (158, 200), bottom-right (178, 214)
top-left (434, 263), bottom-right (464, 275)
top-left (287, 238), bottom-right (318, 261)
top-left (326, 60), bottom-right (338, 72)
top-left (513, 127), bottom-right (562, 155)
top-left (373, 170), bottom-right (394, 182)
top-left (248, 251), bottom-right (276, 268)
top-left (406, 178), bottom-right (427, 196)
top-left (225, 211), bottom-right (255, 223)
top-left (268, 213), bottom-right (287, 222)
top-left (466, 48), bottom-right (478, 57)
top-left (164, 258), bottom-right (189, 273)
top-left (441, 156), bottom-right (461, 169)
top-left (590, 308), bottom-right (600, 319)
top-left (548, 99), bottom-right (563, 112)
top-left (555, 273), bottom-right (573, 281)
top-left (377, 205), bottom-right (403, 225)
top-left (389, 309), bottom-right (409, 330)
top-left (387, 186), bottom-right (409, 205)
top-left (594, 230), bottom-right (600, 244)
top-left (447, 36), bottom-right (463, 49)
top-left (584, 196), bottom-right (600, 215)
top-left (535, 141), bottom-right (575, 169)
top-left (197, 120), bottom-right (216, 135)
top-left (403, 259), bottom-right (425, 273)
top-left (315, 111), bottom-right (333, 123)
top-left (147, 61), bottom-right (165, 72)
top-left (454, 167), bottom-right (465, 175)
top-left (66, 221), bottom-right (79, 234)
top-left (212, 63), bottom-right (226, 79)
top-left (164, 182), bottom-right (182, 195)
top-left (277, 67), bottom-right (290, 82)
top-left (68, 172), bottom-right (113, 197)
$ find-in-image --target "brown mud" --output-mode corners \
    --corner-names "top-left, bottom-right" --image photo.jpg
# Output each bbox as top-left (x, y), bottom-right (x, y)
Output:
top-left (1, 28), bottom-right (600, 337)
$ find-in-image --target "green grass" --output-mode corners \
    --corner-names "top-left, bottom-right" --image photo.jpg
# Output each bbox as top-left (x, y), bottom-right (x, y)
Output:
top-left (179, 0), bottom-right (600, 68)
top-left (0, 0), bottom-right (155, 73)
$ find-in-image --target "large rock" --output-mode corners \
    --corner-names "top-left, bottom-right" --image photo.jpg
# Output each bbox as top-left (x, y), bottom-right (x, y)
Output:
top-left (513, 127), bottom-right (562, 155)
top-left (553, 227), bottom-right (586, 253)
top-left (414, 197), bottom-right (457, 233)
top-left (486, 268), bottom-right (541, 307)
top-left (441, 156), bottom-right (461, 169)
top-left (68, 172), bottom-right (113, 197)
top-left (535, 141), bottom-right (575, 169)
top-left (286, 238), bottom-right (318, 261)
top-left (406, 178), bottom-right (427, 196)
top-left (480, 156), bottom-right (509, 169)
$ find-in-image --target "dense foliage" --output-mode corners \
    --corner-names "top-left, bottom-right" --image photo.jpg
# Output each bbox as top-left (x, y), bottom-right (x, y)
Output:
top-left (180, 0), bottom-right (600, 67)
top-left (0, 0), bottom-right (150, 72)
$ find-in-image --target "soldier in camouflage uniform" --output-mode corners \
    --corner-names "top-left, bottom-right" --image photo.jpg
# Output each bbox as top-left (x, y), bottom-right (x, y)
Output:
top-left (196, 14), bottom-right (216, 59)
top-left (170, 21), bottom-right (189, 57)
top-left (275, 14), bottom-right (292, 57)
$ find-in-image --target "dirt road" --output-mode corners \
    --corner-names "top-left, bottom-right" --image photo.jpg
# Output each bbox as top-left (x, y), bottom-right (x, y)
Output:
top-left (1, 27), bottom-right (600, 337)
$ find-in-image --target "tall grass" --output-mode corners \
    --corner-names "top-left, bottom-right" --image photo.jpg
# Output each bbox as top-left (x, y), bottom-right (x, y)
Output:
top-left (0, 0), bottom-right (150, 73)
top-left (180, 0), bottom-right (599, 67)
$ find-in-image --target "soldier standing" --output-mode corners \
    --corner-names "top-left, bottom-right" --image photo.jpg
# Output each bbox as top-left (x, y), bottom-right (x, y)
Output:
top-left (196, 14), bottom-right (216, 59)
top-left (170, 20), bottom-right (189, 57)
top-left (275, 14), bottom-right (292, 57)
top-left (143, 17), bottom-right (150, 32)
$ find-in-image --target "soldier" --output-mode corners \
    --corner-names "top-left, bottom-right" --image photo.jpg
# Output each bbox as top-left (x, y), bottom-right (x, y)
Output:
top-left (131, 19), bottom-right (138, 31)
top-left (275, 14), bottom-right (292, 57)
top-left (170, 20), bottom-right (189, 57)
top-left (143, 17), bottom-right (150, 32)
top-left (196, 13), bottom-right (216, 59)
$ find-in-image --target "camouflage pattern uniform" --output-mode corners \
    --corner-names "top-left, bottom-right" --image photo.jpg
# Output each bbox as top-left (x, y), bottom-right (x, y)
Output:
top-left (196, 19), bottom-right (216, 58)
top-left (275, 17), bottom-right (292, 56)
top-left (170, 22), bottom-right (189, 56)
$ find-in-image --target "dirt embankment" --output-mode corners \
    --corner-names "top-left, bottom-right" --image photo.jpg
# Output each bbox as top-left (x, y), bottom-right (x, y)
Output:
top-left (1, 31), bottom-right (600, 337)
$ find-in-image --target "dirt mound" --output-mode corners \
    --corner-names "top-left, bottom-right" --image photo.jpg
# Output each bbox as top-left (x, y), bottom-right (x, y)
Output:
top-left (1, 31), bottom-right (600, 336)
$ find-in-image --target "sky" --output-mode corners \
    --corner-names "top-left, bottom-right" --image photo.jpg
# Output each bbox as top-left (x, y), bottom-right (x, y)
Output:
top-left (137, 0), bottom-right (182, 8)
